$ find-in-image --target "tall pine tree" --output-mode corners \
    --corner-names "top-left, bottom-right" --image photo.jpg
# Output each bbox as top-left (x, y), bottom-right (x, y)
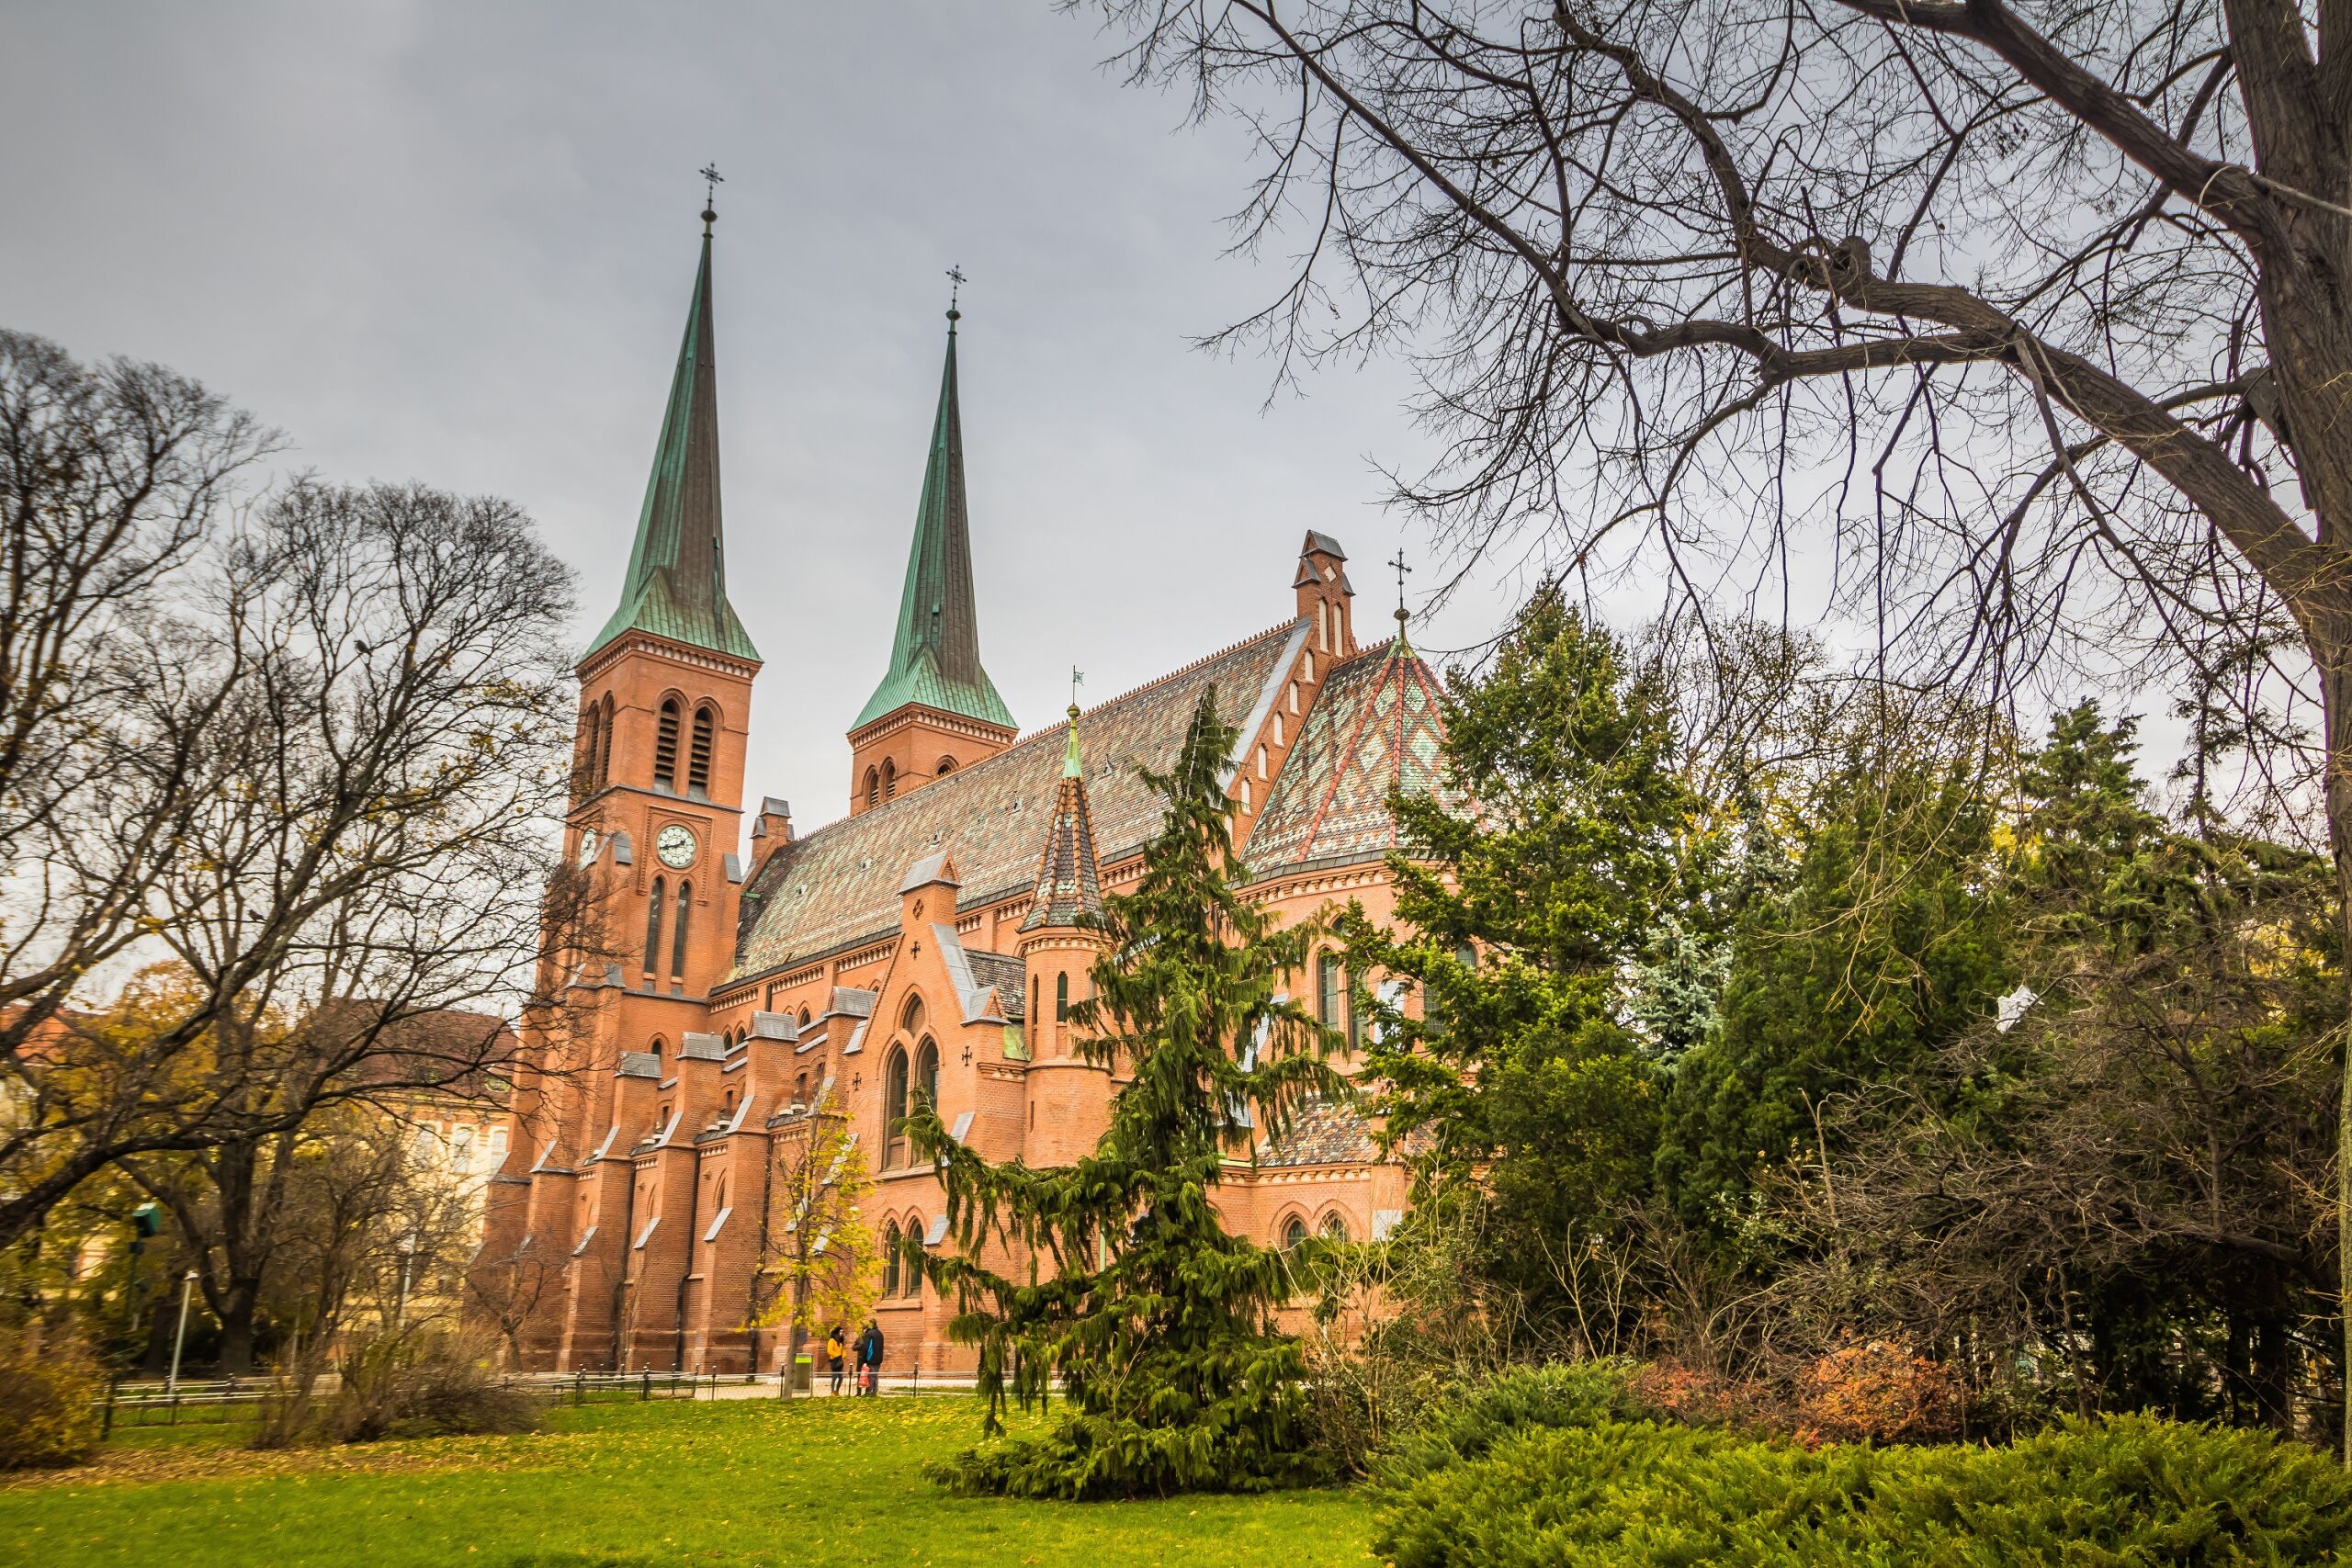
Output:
top-left (907, 689), bottom-right (1345, 1499)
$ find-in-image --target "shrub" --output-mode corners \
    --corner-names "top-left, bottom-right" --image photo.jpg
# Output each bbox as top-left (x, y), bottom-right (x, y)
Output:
top-left (1371, 1412), bottom-right (2352, 1568)
top-left (1371, 1360), bottom-right (1655, 1491)
top-left (1792, 1338), bottom-right (1962, 1447)
top-left (326, 1328), bottom-right (538, 1444)
top-left (0, 1326), bottom-right (105, 1471)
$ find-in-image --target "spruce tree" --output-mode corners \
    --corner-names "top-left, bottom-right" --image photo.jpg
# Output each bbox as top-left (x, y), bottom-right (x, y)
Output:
top-left (906, 688), bottom-right (1345, 1500)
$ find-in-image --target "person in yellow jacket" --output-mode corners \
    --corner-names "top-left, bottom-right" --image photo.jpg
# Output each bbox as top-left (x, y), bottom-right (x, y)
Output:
top-left (824, 1325), bottom-right (847, 1395)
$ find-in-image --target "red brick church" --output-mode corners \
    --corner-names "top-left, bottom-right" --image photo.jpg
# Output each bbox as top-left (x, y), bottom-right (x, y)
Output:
top-left (477, 208), bottom-right (1453, 1376)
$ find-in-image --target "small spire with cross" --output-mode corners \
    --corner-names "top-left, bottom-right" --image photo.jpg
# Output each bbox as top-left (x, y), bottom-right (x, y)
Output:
top-left (946, 265), bottom-right (966, 324)
top-left (698, 162), bottom-right (723, 233)
top-left (1387, 548), bottom-right (1414, 637)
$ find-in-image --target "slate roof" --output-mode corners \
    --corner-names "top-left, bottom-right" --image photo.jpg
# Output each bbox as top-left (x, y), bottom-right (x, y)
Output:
top-left (1021, 710), bottom-right (1105, 932)
top-left (1255, 1099), bottom-right (1383, 1167)
top-left (733, 619), bottom-right (1308, 978)
top-left (1244, 632), bottom-right (1456, 875)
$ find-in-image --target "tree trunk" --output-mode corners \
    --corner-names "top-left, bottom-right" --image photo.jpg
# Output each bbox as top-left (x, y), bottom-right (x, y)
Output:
top-left (781, 1269), bottom-right (808, 1402)
top-left (2312, 640), bottom-right (2352, 1461)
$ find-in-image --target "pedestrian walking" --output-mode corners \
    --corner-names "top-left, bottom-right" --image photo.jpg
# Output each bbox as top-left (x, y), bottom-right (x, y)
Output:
top-left (825, 1325), bottom-right (847, 1395)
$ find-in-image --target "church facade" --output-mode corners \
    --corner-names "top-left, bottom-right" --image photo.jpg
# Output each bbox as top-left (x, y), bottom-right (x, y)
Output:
top-left (477, 211), bottom-right (1452, 1377)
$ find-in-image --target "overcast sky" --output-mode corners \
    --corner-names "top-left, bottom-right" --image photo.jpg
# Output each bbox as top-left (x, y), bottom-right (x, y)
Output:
top-left (1, 3), bottom-right (1569, 826)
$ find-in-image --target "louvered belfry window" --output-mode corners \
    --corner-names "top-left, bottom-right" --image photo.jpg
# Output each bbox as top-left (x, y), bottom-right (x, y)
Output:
top-left (688, 705), bottom-right (716, 795)
top-left (653, 698), bottom-right (681, 790)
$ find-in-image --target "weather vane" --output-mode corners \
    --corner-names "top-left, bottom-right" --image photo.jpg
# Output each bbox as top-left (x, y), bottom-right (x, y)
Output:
top-left (1388, 548), bottom-right (1413, 626)
top-left (1069, 664), bottom-right (1085, 709)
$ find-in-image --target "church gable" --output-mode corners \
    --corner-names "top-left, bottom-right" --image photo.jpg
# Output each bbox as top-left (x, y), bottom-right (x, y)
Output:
top-left (732, 620), bottom-right (1306, 979)
top-left (1244, 634), bottom-right (1455, 876)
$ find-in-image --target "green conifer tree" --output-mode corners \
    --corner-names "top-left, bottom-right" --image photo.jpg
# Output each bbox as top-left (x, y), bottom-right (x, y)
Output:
top-left (906, 689), bottom-right (1345, 1500)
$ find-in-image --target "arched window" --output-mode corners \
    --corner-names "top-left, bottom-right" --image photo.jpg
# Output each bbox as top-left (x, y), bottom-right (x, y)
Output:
top-left (1320, 1213), bottom-right (1351, 1244)
top-left (900, 993), bottom-right (925, 1035)
top-left (793, 1071), bottom-right (808, 1105)
top-left (903, 1219), bottom-right (925, 1297)
top-left (797, 1006), bottom-right (811, 1030)
top-left (881, 1221), bottom-right (902, 1297)
top-left (688, 705), bottom-right (717, 795)
top-left (649, 1035), bottom-right (666, 1062)
top-left (1056, 971), bottom-right (1069, 1022)
top-left (670, 881), bottom-right (691, 978)
top-left (653, 697), bottom-right (681, 791)
top-left (884, 1047), bottom-right (910, 1167)
top-left (595, 694), bottom-right (615, 788)
top-left (1030, 976), bottom-right (1039, 1032)
top-left (914, 1039), bottom-right (939, 1111)
top-left (576, 702), bottom-right (603, 799)
top-left (643, 877), bottom-right (666, 973)
top-left (864, 767), bottom-right (881, 810)
top-left (881, 758), bottom-right (897, 800)
top-left (1282, 1216), bottom-right (1310, 1251)
top-left (935, 756), bottom-right (956, 777)
top-left (1317, 953), bottom-right (1342, 1028)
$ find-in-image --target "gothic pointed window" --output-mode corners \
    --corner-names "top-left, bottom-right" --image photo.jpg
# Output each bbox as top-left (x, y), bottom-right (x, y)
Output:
top-left (884, 1047), bottom-right (910, 1168)
top-left (644, 877), bottom-right (666, 973)
top-left (864, 768), bottom-right (880, 810)
top-left (688, 705), bottom-right (716, 795)
top-left (1282, 1216), bottom-right (1309, 1251)
top-left (904, 1219), bottom-right (925, 1297)
top-left (915, 1039), bottom-right (939, 1112)
top-left (670, 881), bottom-right (691, 978)
top-left (935, 756), bottom-right (956, 777)
top-left (900, 994), bottom-right (925, 1035)
top-left (881, 758), bottom-right (897, 800)
top-left (654, 698), bottom-right (681, 791)
top-left (1317, 953), bottom-right (1341, 1028)
top-left (576, 702), bottom-right (603, 800)
top-left (1320, 1213), bottom-right (1351, 1244)
top-left (881, 1221), bottom-right (903, 1297)
top-left (1056, 972), bottom-right (1069, 1023)
top-left (596, 695), bottom-right (615, 788)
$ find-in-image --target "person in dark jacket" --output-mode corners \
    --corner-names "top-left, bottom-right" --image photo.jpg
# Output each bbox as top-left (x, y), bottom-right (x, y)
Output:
top-left (855, 1321), bottom-right (884, 1395)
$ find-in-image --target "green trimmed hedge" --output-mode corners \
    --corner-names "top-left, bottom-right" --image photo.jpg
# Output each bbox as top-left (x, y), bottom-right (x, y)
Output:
top-left (1374, 1407), bottom-right (2352, 1566)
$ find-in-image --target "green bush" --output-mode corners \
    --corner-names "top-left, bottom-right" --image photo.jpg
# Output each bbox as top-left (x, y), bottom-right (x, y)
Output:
top-left (1371, 1360), bottom-right (1655, 1492)
top-left (1373, 1412), bottom-right (2352, 1567)
top-left (0, 1327), bottom-right (105, 1471)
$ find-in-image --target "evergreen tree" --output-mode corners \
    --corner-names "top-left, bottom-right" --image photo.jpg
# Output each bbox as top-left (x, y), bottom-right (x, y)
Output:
top-left (907, 689), bottom-right (1345, 1500)
top-left (1343, 593), bottom-right (1695, 1314)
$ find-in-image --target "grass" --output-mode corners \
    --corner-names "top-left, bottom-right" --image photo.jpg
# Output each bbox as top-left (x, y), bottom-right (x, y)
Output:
top-left (0, 1395), bottom-right (1379, 1568)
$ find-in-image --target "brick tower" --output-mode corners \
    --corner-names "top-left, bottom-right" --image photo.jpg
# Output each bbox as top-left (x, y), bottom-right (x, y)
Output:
top-left (481, 197), bottom-right (761, 1369)
top-left (847, 302), bottom-right (1016, 814)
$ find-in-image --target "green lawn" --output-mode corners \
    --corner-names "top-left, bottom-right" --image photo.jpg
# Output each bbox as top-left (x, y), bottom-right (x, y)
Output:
top-left (0, 1396), bottom-right (1379, 1568)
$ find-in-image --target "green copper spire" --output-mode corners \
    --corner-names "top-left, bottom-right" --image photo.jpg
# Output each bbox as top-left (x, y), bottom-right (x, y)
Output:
top-left (585, 206), bottom-right (759, 664)
top-left (853, 304), bottom-right (1013, 732)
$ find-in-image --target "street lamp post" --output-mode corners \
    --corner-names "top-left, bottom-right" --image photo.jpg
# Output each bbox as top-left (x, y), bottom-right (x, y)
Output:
top-left (394, 1235), bottom-right (417, 1328)
top-left (165, 1269), bottom-right (198, 1396)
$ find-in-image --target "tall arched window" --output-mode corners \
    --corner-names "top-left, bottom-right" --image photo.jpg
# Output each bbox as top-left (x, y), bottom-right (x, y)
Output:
top-left (881, 1221), bottom-right (902, 1297)
top-left (903, 1219), bottom-right (925, 1297)
top-left (1282, 1215), bottom-right (1310, 1251)
top-left (793, 1071), bottom-right (808, 1105)
top-left (1056, 972), bottom-right (1069, 1022)
top-left (864, 768), bottom-right (880, 810)
top-left (797, 1006), bottom-right (811, 1030)
top-left (688, 705), bottom-right (716, 795)
top-left (884, 1047), bottom-right (910, 1167)
top-left (670, 881), bottom-right (691, 978)
top-left (576, 702), bottom-right (603, 799)
top-left (1030, 976), bottom-right (1039, 1032)
top-left (900, 993), bottom-right (925, 1036)
top-left (1320, 1213), bottom-right (1351, 1244)
top-left (595, 694), bottom-right (615, 788)
top-left (643, 876), bottom-right (666, 973)
top-left (653, 697), bottom-right (682, 791)
top-left (881, 758), bottom-right (897, 800)
top-left (1317, 953), bottom-right (1342, 1027)
top-left (914, 1039), bottom-right (939, 1111)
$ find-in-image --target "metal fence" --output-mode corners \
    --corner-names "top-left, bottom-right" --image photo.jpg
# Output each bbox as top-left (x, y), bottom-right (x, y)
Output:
top-left (97, 1368), bottom-right (763, 1432)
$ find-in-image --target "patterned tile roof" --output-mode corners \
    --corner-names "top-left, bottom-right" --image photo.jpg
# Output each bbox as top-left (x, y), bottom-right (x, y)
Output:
top-left (732, 619), bottom-right (1307, 979)
top-left (1254, 1099), bottom-right (1382, 1167)
top-left (1244, 633), bottom-right (1456, 876)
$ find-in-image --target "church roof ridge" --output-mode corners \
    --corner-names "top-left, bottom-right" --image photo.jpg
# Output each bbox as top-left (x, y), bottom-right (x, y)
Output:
top-left (1017, 617), bottom-right (1308, 745)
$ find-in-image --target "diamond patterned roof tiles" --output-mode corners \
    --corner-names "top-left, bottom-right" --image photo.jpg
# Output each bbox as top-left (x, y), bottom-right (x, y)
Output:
top-left (1243, 634), bottom-right (1457, 876)
top-left (732, 620), bottom-right (1306, 979)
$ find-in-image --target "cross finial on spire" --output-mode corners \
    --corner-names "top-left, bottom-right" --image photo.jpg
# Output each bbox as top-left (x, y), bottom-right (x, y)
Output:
top-left (698, 163), bottom-right (723, 233)
top-left (1388, 548), bottom-right (1413, 631)
top-left (946, 265), bottom-right (966, 324)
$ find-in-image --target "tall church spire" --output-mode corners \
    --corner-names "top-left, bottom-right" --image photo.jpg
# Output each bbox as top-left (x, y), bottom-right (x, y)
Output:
top-left (853, 302), bottom-right (1013, 731)
top-left (586, 205), bottom-right (759, 663)
top-left (1023, 705), bottom-right (1104, 932)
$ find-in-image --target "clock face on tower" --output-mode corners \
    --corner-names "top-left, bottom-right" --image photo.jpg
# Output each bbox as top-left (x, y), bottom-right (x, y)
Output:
top-left (655, 823), bottom-right (697, 870)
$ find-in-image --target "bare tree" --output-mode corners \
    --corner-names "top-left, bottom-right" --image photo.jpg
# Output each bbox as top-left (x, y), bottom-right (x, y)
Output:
top-left (1088, 0), bottom-right (2352, 1449)
top-left (1, 473), bottom-right (583, 1267)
